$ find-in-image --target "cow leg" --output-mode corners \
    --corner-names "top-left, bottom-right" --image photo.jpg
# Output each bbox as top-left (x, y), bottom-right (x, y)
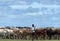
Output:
top-left (49, 35), bottom-right (51, 40)
top-left (8, 33), bottom-right (10, 39)
top-left (57, 35), bottom-right (59, 40)
top-left (42, 34), bottom-right (45, 40)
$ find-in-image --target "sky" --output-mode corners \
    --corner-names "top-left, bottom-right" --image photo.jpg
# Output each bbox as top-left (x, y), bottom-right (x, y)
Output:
top-left (0, 0), bottom-right (60, 27)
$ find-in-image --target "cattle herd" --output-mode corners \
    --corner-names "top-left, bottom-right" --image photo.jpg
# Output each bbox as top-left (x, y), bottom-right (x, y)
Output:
top-left (0, 26), bottom-right (60, 40)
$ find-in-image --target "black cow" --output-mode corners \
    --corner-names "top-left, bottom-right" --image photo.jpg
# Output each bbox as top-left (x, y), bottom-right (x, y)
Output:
top-left (45, 28), bottom-right (57, 39)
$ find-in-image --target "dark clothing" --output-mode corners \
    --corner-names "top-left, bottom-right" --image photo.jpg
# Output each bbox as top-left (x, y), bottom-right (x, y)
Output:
top-left (31, 31), bottom-right (35, 41)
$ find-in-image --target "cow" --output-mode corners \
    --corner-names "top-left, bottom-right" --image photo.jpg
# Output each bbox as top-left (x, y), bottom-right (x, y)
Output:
top-left (11, 27), bottom-right (31, 39)
top-left (21, 27), bottom-right (31, 40)
top-left (4, 29), bottom-right (14, 39)
top-left (45, 27), bottom-right (58, 39)
top-left (34, 28), bottom-right (46, 40)
top-left (55, 28), bottom-right (60, 39)
top-left (0, 28), bottom-right (8, 39)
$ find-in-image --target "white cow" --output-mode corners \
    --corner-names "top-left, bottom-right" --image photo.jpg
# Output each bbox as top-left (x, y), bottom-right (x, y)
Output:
top-left (4, 28), bottom-right (16, 39)
top-left (0, 29), bottom-right (7, 38)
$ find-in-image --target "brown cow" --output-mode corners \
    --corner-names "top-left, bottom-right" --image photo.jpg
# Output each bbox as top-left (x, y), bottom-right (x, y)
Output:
top-left (34, 28), bottom-right (46, 40)
top-left (22, 28), bottom-right (31, 39)
top-left (14, 27), bottom-right (32, 39)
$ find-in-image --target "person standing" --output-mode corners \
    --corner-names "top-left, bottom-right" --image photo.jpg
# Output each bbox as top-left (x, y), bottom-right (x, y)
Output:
top-left (31, 24), bottom-right (35, 41)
